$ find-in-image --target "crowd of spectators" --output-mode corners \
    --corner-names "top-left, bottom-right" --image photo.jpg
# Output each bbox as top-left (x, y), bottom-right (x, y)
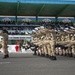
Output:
top-left (0, 26), bottom-right (33, 35)
top-left (0, 21), bottom-right (75, 35)
top-left (44, 22), bottom-right (75, 31)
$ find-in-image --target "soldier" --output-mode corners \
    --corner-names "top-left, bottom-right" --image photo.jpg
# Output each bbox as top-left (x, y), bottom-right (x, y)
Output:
top-left (0, 28), bottom-right (9, 58)
top-left (32, 26), bottom-right (57, 60)
top-left (49, 30), bottom-right (57, 60)
top-left (19, 39), bottom-right (23, 52)
top-left (71, 44), bottom-right (75, 58)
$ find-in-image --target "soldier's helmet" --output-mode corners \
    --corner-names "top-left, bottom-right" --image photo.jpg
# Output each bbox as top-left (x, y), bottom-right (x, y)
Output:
top-left (2, 27), bottom-right (8, 34)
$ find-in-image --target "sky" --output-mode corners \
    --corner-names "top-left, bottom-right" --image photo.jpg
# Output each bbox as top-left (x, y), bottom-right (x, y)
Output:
top-left (0, 0), bottom-right (75, 4)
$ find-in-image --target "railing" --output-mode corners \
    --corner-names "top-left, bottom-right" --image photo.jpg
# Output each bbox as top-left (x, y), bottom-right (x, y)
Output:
top-left (0, 24), bottom-right (40, 26)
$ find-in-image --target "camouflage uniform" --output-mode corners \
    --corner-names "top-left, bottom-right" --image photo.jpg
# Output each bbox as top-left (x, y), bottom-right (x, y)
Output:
top-left (71, 45), bottom-right (75, 57)
top-left (32, 27), bottom-right (57, 60)
top-left (0, 30), bottom-right (9, 58)
top-left (19, 40), bottom-right (23, 52)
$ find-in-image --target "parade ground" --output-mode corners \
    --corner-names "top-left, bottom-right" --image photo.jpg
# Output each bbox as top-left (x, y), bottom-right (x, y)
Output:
top-left (0, 53), bottom-right (75, 75)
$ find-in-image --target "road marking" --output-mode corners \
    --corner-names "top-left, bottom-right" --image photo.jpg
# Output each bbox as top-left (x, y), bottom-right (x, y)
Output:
top-left (0, 62), bottom-right (11, 64)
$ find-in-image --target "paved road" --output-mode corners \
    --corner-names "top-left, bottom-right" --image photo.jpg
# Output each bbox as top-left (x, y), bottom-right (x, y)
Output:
top-left (0, 53), bottom-right (75, 75)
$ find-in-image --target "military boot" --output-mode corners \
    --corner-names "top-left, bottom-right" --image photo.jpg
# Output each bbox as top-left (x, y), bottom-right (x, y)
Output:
top-left (50, 56), bottom-right (57, 60)
top-left (3, 54), bottom-right (9, 59)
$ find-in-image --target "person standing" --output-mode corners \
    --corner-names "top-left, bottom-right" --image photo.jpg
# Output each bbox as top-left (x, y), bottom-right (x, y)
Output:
top-left (19, 39), bottom-right (23, 52)
top-left (0, 28), bottom-right (9, 58)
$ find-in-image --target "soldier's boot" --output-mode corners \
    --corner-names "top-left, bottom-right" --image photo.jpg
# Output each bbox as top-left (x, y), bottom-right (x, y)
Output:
top-left (50, 51), bottom-right (57, 60)
top-left (72, 54), bottom-right (75, 58)
top-left (50, 56), bottom-right (57, 60)
top-left (68, 50), bottom-right (72, 57)
top-left (49, 55), bottom-right (51, 58)
top-left (41, 48), bottom-right (45, 57)
top-left (45, 54), bottom-right (49, 58)
top-left (68, 53), bottom-right (72, 57)
top-left (3, 54), bottom-right (9, 59)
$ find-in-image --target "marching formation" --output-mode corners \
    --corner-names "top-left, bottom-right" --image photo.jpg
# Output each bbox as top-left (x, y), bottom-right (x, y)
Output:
top-left (31, 26), bottom-right (75, 60)
top-left (31, 26), bottom-right (57, 60)
top-left (55, 29), bottom-right (75, 58)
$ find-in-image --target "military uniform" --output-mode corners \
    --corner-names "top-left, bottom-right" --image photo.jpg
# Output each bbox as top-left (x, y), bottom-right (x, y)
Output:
top-left (32, 27), bottom-right (57, 60)
top-left (71, 45), bottom-right (75, 57)
top-left (0, 29), bottom-right (9, 58)
top-left (19, 40), bottom-right (23, 52)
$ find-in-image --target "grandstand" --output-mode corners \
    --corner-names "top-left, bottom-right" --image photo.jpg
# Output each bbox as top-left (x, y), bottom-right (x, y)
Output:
top-left (0, 0), bottom-right (75, 52)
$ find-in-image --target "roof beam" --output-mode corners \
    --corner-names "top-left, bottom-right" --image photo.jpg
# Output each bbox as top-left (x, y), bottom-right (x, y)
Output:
top-left (36, 4), bottom-right (45, 16)
top-left (16, 1), bottom-right (20, 16)
top-left (55, 4), bottom-right (70, 17)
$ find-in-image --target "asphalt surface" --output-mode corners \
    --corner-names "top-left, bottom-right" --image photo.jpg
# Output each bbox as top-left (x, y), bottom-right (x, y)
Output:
top-left (0, 53), bottom-right (75, 75)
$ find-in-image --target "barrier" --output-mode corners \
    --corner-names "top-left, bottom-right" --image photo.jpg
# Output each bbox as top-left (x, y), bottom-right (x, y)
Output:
top-left (0, 45), bottom-right (33, 53)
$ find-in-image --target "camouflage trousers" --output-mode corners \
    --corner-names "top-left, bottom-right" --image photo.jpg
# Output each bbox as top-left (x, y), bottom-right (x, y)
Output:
top-left (2, 42), bottom-right (9, 55)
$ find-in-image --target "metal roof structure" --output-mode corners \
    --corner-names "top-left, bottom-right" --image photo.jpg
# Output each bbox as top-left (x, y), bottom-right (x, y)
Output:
top-left (0, 0), bottom-right (75, 17)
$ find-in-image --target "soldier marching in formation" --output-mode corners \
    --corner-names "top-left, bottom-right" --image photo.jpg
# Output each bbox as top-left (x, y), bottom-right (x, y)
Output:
top-left (55, 29), bottom-right (75, 57)
top-left (31, 26), bottom-right (57, 60)
top-left (0, 28), bottom-right (9, 58)
top-left (31, 25), bottom-right (75, 60)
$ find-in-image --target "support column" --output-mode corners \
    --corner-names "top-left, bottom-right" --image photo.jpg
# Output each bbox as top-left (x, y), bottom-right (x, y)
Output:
top-left (15, 16), bottom-right (17, 22)
top-left (36, 16), bottom-right (38, 22)
top-left (74, 17), bottom-right (75, 22)
top-left (16, 1), bottom-right (20, 22)
top-left (55, 17), bottom-right (58, 22)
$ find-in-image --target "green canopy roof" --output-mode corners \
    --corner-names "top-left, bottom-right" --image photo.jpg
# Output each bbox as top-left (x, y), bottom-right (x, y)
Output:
top-left (0, 2), bottom-right (75, 17)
